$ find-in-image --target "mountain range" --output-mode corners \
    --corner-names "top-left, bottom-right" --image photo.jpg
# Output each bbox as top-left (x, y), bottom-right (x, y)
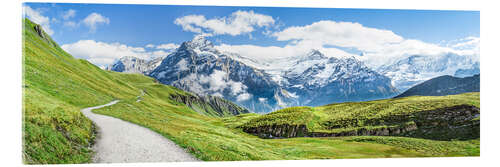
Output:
top-left (109, 36), bottom-right (399, 113)
top-left (376, 54), bottom-right (479, 91)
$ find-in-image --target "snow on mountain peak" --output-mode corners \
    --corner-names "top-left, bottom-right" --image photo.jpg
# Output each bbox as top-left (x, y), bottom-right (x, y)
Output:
top-left (185, 35), bottom-right (214, 50)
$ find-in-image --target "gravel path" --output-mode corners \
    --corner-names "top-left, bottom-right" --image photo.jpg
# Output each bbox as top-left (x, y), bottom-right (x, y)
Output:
top-left (81, 100), bottom-right (199, 163)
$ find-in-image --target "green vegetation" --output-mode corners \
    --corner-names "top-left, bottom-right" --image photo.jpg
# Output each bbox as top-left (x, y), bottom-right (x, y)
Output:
top-left (242, 107), bottom-right (317, 128)
top-left (91, 75), bottom-right (425, 160)
top-left (23, 17), bottom-right (479, 164)
top-left (343, 136), bottom-right (479, 157)
top-left (240, 93), bottom-right (479, 135)
top-left (23, 18), bottom-right (136, 164)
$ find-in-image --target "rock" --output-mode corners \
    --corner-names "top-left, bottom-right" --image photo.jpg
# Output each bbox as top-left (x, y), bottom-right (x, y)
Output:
top-left (169, 93), bottom-right (250, 116)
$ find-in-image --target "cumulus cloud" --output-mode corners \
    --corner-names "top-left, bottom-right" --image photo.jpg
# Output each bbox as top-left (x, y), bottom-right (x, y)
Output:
top-left (174, 10), bottom-right (275, 36)
top-left (273, 20), bottom-right (404, 52)
top-left (62, 9), bottom-right (76, 20)
top-left (23, 6), bottom-right (54, 35)
top-left (156, 43), bottom-right (179, 50)
top-left (217, 20), bottom-right (479, 70)
top-left (61, 40), bottom-right (150, 67)
top-left (82, 12), bottom-right (109, 32)
top-left (145, 44), bottom-right (155, 48)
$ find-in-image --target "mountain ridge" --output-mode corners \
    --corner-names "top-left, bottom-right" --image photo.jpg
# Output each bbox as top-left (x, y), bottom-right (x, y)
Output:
top-left (395, 74), bottom-right (480, 98)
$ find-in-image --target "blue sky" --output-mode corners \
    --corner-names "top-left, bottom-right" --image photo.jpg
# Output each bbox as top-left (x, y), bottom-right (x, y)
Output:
top-left (23, 3), bottom-right (480, 67)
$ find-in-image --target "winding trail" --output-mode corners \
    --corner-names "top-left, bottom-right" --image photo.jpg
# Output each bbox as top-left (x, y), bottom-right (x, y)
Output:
top-left (81, 100), bottom-right (199, 163)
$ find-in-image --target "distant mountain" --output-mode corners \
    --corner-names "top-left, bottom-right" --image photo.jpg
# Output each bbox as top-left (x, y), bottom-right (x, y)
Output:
top-left (106, 56), bottom-right (164, 74)
top-left (395, 74), bottom-right (479, 98)
top-left (278, 50), bottom-right (397, 106)
top-left (377, 54), bottom-right (479, 92)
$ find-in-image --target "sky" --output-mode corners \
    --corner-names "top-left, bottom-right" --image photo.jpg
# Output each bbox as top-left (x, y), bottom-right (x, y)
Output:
top-left (23, 3), bottom-right (480, 68)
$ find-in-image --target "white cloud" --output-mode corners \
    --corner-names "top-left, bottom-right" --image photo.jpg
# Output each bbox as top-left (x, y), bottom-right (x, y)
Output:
top-left (62, 9), bottom-right (76, 20)
top-left (145, 44), bottom-right (155, 48)
top-left (449, 36), bottom-right (480, 50)
top-left (156, 43), bottom-right (179, 50)
top-left (152, 50), bottom-right (171, 57)
top-left (236, 93), bottom-right (252, 102)
top-left (23, 6), bottom-right (54, 35)
top-left (258, 97), bottom-right (267, 103)
top-left (195, 70), bottom-right (251, 100)
top-left (61, 40), bottom-right (150, 67)
top-left (174, 10), bottom-right (275, 36)
top-left (176, 59), bottom-right (189, 71)
top-left (216, 42), bottom-right (356, 63)
top-left (82, 13), bottom-right (109, 32)
top-left (273, 20), bottom-right (404, 52)
top-left (222, 20), bottom-right (478, 69)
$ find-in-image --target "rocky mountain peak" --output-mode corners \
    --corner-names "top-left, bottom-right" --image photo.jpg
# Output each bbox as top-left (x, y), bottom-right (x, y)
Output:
top-left (181, 35), bottom-right (214, 51)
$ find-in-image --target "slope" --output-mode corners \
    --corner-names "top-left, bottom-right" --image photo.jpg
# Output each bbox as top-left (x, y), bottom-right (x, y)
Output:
top-left (22, 18), bottom-right (241, 164)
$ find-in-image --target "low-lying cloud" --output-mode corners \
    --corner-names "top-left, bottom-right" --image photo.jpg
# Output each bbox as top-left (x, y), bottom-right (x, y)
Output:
top-left (61, 40), bottom-right (175, 68)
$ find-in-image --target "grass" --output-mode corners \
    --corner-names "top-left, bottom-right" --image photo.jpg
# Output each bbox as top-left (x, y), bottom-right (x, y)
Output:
top-left (239, 93), bottom-right (480, 134)
top-left (23, 17), bottom-right (480, 164)
top-left (23, 18), bottom-right (146, 164)
top-left (241, 107), bottom-right (317, 128)
top-left (92, 84), bottom-right (427, 160)
top-left (343, 136), bottom-right (479, 157)
top-left (92, 76), bottom-right (479, 160)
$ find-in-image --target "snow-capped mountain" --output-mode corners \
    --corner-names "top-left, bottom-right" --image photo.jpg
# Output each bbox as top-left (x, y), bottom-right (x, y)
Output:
top-left (149, 36), bottom-right (290, 112)
top-left (226, 49), bottom-right (397, 106)
top-left (110, 36), bottom-right (399, 113)
top-left (376, 53), bottom-right (479, 91)
top-left (106, 56), bottom-right (164, 74)
top-left (280, 50), bottom-right (397, 106)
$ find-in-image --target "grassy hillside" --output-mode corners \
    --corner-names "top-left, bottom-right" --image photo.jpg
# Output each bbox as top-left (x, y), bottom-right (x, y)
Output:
top-left (23, 17), bottom-right (479, 164)
top-left (240, 92), bottom-right (479, 140)
top-left (23, 18), bottom-right (230, 163)
top-left (23, 18), bottom-right (142, 164)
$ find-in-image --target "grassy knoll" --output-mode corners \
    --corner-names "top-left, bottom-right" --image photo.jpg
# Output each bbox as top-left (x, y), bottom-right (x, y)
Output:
top-left (240, 93), bottom-right (479, 135)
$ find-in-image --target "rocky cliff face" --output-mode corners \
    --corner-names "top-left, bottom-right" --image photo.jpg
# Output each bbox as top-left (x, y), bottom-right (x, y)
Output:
top-left (242, 105), bottom-right (480, 140)
top-left (169, 92), bottom-right (250, 117)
